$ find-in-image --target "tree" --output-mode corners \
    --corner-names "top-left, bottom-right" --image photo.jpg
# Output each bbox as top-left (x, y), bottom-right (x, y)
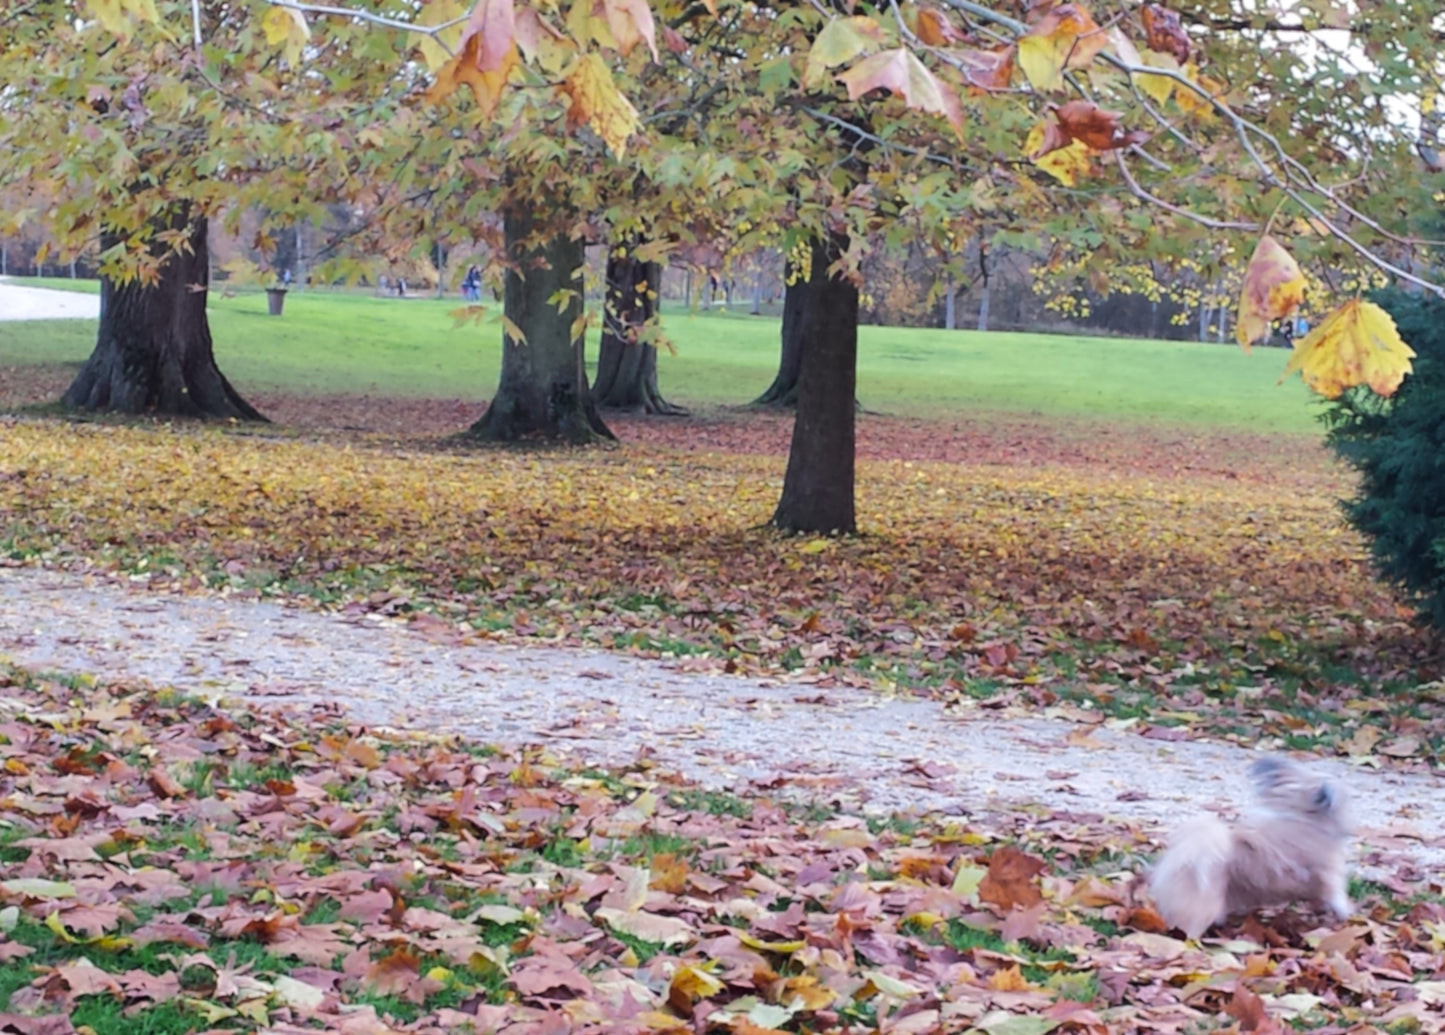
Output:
top-left (467, 205), bottom-right (613, 443)
top-left (63, 208), bottom-right (263, 420)
top-left (1325, 291), bottom-right (1445, 628)
top-left (0, 0), bottom-right (410, 419)
top-left (593, 240), bottom-right (687, 415)
top-left (772, 233), bottom-right (859, 533)
top-left (750, 262), bottom-right (807, 407)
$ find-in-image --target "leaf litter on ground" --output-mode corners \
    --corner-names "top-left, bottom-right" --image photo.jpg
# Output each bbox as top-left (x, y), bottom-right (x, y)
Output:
top-left (1, 410), bottom-right (1443, 767)
top-left (2, 662), bottom-right (1445, 1035)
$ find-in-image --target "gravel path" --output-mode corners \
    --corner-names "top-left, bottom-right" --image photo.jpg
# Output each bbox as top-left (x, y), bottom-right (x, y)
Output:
top-left (0, 278), bottom-right (100, 320)
top-left (2, 565), bottom-right (1441, 877)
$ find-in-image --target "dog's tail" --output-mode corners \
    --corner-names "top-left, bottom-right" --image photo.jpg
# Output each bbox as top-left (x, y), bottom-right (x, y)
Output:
top-left (1148, 817), bottom-right (1232, 939)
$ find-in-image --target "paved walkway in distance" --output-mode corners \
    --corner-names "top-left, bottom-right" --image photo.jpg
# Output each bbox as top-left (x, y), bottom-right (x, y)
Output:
top-left (0, 277), bottom-right (100, 320)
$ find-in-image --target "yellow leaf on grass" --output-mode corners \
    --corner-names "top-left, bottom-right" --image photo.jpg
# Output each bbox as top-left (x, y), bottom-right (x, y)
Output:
top-left (668, 962), bottom-right (724, 1007)
top-left (1017, 2), bottom-right (1108, 92)
top-left (1235, 235), bottom-right (1304, 350)
top-left (804, 16), bottom-right (883, 90)
top-left (1279, 298), bottom-right (1416, 399)
top-left (562, 53), bottom-right (640, 158)
top-left (1024, 121), bottom-right (1090, 185)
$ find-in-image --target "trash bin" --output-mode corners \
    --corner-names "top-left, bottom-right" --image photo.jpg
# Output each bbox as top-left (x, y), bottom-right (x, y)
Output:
top-left (265, 288), bottom-right (287, 316)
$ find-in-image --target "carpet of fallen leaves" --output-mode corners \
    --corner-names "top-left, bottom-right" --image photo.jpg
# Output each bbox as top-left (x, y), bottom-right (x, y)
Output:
top-left (1, 400), bottom-right (1443, 766)
top-left (3, 661), bottom-right (1445, 1035)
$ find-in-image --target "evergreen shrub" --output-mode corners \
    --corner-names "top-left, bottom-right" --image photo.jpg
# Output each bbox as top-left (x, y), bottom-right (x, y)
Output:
top-left (1324, 290), bottom-right (1445, 628)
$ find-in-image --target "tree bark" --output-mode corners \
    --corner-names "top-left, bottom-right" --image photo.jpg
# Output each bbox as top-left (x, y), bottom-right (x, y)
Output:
top-left (750, 262), bottom-right (807, 406)
top-left (770, 233), bottom-right (857, 535)
top-left (62, 209), bottom-right (265, 420)
top-left (468, 206), bottom-right (613, 443)
top-left (593, 244), bottom-right (687, 415)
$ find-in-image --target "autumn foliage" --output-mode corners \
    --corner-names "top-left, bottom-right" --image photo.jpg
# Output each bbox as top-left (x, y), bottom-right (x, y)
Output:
top-left (1, 410), bottom-right (1441, 760)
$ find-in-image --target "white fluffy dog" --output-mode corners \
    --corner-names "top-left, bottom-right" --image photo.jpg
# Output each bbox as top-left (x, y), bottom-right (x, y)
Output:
top-left (1148, 756), bottom-right (1353, 939)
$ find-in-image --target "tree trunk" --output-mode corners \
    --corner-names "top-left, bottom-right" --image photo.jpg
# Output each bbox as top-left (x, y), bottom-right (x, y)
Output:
top-left (770, 233), bottom-right (857, 535)
top-left (62, 209), bottom-right (265, 420)
top-left (976, 276), bottom-right (991, 332)
top-left (750, 262), bottom-right (807, 406)
top-left (944, 279), bottom-right (958, 330)
top-left (467, 206), bottom-right (613, 443)
top-left (593, 245), bottom-right (687, 416)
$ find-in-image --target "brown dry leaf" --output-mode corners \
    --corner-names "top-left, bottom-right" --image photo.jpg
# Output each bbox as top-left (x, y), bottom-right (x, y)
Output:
top-left (978, 846), bottom-right (1047, 910)
top-left (1140, 3), bottom-right (1190, 62)
top-left (1053, 100), bottom-right (1149, 151)
top-left (1235, 235), bottom-right (1305, 350)
top-left (949, 44), bottom-right (1016, 91)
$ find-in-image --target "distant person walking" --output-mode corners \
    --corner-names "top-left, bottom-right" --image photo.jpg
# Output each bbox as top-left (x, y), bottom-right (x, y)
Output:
top-left (462, 265), bottom-right (481, 302)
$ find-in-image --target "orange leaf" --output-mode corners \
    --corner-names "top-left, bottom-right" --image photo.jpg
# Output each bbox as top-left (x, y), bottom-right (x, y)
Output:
top-left (1279, 298), bottom-right (1416, 399)
top-left (915, 6), bottom-right (963, 46)
top-left (1235, 235), bottom-right (1305, 350)
top-left (1053, 100), bottom-right (1149, 151)
top-left (977, 846), bottom-right (1046, 910)
top-left (1017, 3), bottom-right (1108, 91)
top-left (951, 45), bottom-right (1016, 92)
top-left (426, 33), bottom-right (517, 115)
top-left (1141, 3), bottom-right (1191, 63)
top-left (837, 48), bottom-right (964, 137)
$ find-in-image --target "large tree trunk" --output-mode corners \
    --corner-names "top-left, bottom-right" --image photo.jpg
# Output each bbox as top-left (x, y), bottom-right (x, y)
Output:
top-left (750, 262), bottom-right (807, 407)
top-left (62, 209), bottom-right (264, 420)
top-left (468, 207), bottom-right (613, 443)
top-left (593, 244), bottom-right (687, 416)
top-left (770, 233), bottom-right (857, 535)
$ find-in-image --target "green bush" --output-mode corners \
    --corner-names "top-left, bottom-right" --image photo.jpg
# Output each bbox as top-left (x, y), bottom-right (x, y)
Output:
top-left (1325, 290), bottom-right (1445, 628)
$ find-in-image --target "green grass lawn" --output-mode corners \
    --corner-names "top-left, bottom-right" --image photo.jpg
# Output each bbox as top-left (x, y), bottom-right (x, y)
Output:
top-left (0, 277), bottom-right (1324, 431)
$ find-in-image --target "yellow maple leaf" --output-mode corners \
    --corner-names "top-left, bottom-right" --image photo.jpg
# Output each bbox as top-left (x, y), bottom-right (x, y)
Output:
top-left (415, 0), bottom-right (467, 73)
top-left (1024, 121), bottom-right (1091, 185)
top-left (1174, 62), bottom-right (1225, 119)
top-left (562, 53), bottom-right (639, 159)
top-left (804, 15), bottom-right (883, 90)
top-left (1017, 2), bottom-right (1108, 92)
top-left (1235, 235), bottom-right (1304, 351)
top-left (261, 5), bottom-right (310, 64)
top-left (1134, 47), bottom-right (1179, 106)
top-left (1280, 298), bottom-right (1416, 399)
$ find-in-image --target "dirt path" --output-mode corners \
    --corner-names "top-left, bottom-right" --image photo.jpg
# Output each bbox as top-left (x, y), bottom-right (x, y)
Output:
top-left (0, 278), bottom-right (100, 320)
top-left (2, 564), bottom-right (1441, 879)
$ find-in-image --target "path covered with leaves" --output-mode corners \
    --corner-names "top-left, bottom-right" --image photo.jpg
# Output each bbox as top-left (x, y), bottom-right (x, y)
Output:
top-left (3, 406), bottom-right (1445, 1033)
top-left (2, 661), bottom-right (1445, 1035)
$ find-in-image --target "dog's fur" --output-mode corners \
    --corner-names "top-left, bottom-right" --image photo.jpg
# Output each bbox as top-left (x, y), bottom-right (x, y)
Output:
top-left (1147, 756), bottom-right (1353, 939)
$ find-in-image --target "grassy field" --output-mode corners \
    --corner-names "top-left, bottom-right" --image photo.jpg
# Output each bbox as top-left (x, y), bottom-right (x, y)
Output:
top-left (0, 277), bottom-right (1324, 432)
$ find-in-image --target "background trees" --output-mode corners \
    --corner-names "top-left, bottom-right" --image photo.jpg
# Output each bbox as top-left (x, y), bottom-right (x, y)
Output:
top-left (4, 0), bottom-right (1442, 532)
